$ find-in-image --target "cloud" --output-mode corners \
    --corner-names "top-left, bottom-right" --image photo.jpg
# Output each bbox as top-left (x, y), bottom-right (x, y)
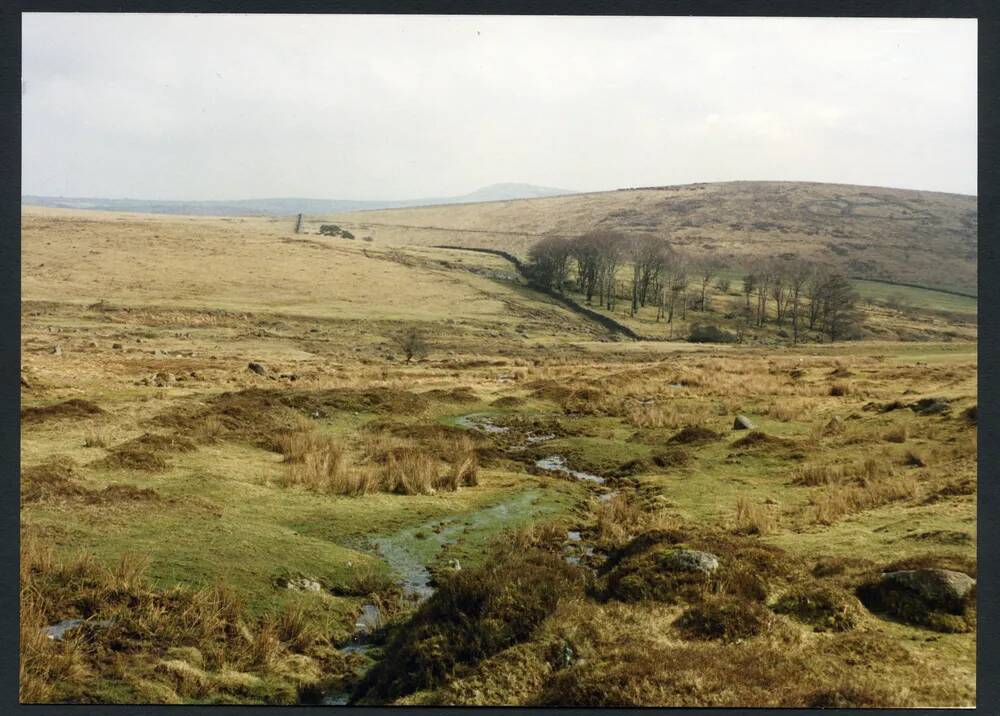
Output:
top-left (22, 15), bottom-right (977, 199)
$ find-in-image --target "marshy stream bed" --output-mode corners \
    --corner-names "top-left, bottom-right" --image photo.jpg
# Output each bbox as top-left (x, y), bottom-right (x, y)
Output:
top-left (322, 411), bottom-right (616, 704)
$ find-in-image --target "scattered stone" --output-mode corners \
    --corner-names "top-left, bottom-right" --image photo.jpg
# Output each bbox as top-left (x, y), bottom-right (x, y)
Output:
top-left (733, 415), bottom-right (754, 430)
top-left (44, 618), bottom-right (114, 641)
top-left (448, 558), bottom-right (462, 572)
top-left (659, 548), bottom-right (720, 575)
top-left (880, 569), bottom-right (974, 610)
top-left (247, 361), bottom-right (268, 375)
top-left (286, 578), bottom-right (322, 592)
top-left (50, 344), bottom-right (62, 356)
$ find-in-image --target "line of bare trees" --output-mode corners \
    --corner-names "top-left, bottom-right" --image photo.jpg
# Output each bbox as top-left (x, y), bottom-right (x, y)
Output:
top-left (528, 231), bottom-right (862, 342)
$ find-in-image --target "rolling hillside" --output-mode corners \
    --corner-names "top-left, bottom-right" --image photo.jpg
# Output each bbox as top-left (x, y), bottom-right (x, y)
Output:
top-left (21, 183), bottom-right (576, 217)
top-left (316, 181), bottom-right (977, 295)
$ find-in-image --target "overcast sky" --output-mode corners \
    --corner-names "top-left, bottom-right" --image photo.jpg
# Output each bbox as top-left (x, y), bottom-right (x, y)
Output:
top-left (22, 14), bottom-right (977, 200)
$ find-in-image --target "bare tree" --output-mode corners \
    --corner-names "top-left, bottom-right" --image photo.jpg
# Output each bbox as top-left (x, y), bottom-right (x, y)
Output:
top-left (527, 236), bottom-right (572, 292)
top-left (785, 260), bottom-right (814, 344)
top-left (594, 231), bottom-right (627, 310)
top-left (393, 327), bottom-right (430, 363)
top-left (818, 273), bottom-right (861, 341)
top-left (806, 264), bottom-right (832, 330)
top-left (695, 258), bottom-right (723, 312)
top-left (572, 233), bottom-right (604, 304)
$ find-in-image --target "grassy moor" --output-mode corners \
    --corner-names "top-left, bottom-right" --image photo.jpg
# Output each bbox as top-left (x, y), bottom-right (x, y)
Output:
top-left (19, 186), bottom-right (976, 706)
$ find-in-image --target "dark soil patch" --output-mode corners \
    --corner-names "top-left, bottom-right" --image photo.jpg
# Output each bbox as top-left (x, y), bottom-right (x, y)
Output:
top-left (421, 387), bottom-right (478, 403)
top-left (668, 425), bottom-right (719, 445)
top-left (94, 447), bottom-right (169, 472)
top-left (21, 457), bottom-right (87, 502)
top-left (811, 556), bottom-right (877, 579)
top-left (527, 379), bottom-right (574, 403)
top-left (910, 397), bottom-right (951, 415)
top-left (22, 399), bottom-right (104, 424)
top-left (491, 396), bottom-right (526, 409)
top-left (961, 405), bottom-right (977, 425)
top-left (121, 433), bottom-right (197, 454)
top-left (729, 431), bottom-right (797, 452)
top-left (650, 447), bottom-right (691, 468)
top-left (82, 484), bottom-right (162, 504)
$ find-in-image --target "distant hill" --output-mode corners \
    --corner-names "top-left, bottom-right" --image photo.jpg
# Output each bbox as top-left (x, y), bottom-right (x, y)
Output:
top-left (318, 181), bottom-right (977, 295)
top-left (20, 183), bottom-right (576, 217)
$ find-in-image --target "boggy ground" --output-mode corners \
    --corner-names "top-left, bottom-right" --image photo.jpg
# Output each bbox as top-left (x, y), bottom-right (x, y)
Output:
top-left (20, 208), bottom-right (976, 705)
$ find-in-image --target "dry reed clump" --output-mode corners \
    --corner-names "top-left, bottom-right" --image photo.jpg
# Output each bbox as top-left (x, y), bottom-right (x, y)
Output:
top-left (624, 402), bottom-right (714, 430)
top-left (83, 426), bottom-right (111, 448)
top-left (19, 528), bottom-right (352, 704)
top-left (531, 635), bottom-right (909, 707)
top-left (591, 494), bottom-right (650, 545)
top-left (191, 415), bottom-right (227, 444)
top-left (732, 498), bottom-right (777, 536)
top-left (883, 424), bottom-right (909, 443)
top-left (767, 399), bottom-right (817, 423)
top-left (810, 474), bottom-right (919, 525)
top-left (276, 426), bottom-right (478, 496)
top-left (792, 454), bottom-right (896, 486)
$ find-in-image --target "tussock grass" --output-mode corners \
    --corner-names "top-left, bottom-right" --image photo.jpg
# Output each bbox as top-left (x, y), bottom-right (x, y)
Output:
top-left (732, 498), bottom-right (777, 536)
top-left (275, 425), bottom-right (479, 496)
top-left (352, 542), bottom-right (583, 704)
top-left (792, 454), bottom-right (896, 487)
top-left (19, 527), bottom-right (352, 704)
top-left (883, 424), bottom-right (909, 443)
top-left (811, 474), bottom-right (919, 525)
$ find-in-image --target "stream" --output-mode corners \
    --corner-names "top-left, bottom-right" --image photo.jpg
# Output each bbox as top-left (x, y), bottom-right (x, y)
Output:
top-left (323, 411), bottom-right (615, 705)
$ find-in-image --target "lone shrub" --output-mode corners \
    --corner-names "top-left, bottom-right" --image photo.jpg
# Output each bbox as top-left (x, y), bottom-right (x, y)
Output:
top-left (392, 327), bottom-right (430, 363)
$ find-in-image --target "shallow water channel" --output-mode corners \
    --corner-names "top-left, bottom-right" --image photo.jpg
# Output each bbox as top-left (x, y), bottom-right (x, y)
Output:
top-left (323, 412), bottom-right (616, 704)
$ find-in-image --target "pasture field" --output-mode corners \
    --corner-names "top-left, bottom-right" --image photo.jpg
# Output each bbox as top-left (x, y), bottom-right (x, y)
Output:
top-left (20, 207), bottom-right (976, 706)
